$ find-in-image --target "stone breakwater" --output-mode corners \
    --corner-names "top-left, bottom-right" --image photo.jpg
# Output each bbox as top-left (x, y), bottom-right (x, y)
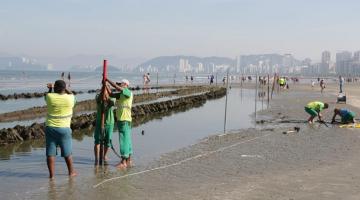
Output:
top-left (0, 86), bottom-right (160, 101)
top-left (0, 86), bottom-right (209, 122)
top-left (0, 87), bottom-right (226, 145)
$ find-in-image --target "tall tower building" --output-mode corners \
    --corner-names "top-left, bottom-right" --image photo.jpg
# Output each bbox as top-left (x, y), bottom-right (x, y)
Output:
top-left (354, 51), bottom-right (360, 62)
top-left (336, 51), bottom-right (352, 75)
top-left (320, 51), bottom-right (331, 75)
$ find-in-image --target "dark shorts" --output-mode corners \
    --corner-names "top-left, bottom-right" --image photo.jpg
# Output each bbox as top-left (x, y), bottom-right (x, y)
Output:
top-left (305, 107), bottom-right (318, 117)
top-left (45, 126), bottom-right (72, 157)
top-left (94, 124), bottom-right (114, 147)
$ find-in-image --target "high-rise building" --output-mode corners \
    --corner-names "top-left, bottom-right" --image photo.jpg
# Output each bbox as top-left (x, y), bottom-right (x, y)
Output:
top-left (320, 51), bottom-right (331, 75)
top-left (179, 58), bottom-right (190, 73)
top-left (354, 51), bottom-right (360, 62)
top-left (321, 51), bottom-right (331, 64)
top-left (336, 51), bottom-right (352, 75)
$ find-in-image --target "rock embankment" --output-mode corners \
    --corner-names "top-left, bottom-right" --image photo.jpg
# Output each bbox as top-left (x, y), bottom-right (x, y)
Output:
top-left (0, 86), bottom-right (161, 101)
top-left (0, 86), bottom-right (210, 122)
top-left (0, 87), bottom-right (226, 145)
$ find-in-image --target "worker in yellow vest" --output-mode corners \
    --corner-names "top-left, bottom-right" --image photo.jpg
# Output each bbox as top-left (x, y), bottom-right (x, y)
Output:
top-left (107, 78), bottom-right (134, 169)
top-left (304, 101), bottom-right (329, 123)
top-left (279, 77), bottom-right (286, 88)
top-left (45, 80), bottom-right (76, 179)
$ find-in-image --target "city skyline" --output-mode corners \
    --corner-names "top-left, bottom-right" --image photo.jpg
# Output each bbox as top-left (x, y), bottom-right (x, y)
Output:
top-left (1, 0), bottom-right (360, 62)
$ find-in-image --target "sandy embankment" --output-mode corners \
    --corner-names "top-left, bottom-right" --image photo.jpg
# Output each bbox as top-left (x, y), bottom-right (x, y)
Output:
top-left (85, 82), bottom-right (360, 200)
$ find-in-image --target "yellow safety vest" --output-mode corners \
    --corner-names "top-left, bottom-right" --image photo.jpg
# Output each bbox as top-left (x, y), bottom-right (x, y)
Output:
top-left (306, 101), bottom-right (324, 112)
top-left (116, 92), bottom-right (133, 122)
top-left (45, 93), bottom-right (75, 127)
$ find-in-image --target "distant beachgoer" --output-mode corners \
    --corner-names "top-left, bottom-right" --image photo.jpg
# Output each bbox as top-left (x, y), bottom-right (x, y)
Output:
top-left (93, 85), bottom-right (116, 165)
top-left (107, 78), bottom-right (134, 169)
top-left (68, 72), bottom-right (71, 87)
top-left (320, 79), bottom-right (325, 93)
top-left (61, 72), bottom-right (65, 80)
top-left (311, 80), bottom-right (315, 89)
top-left (339, 76), bottom-right (344, 93)
top-left (210, 75), bottom-right (214, 85)
top-left (331, 108), bottom-right (356, 124)
top-left (304, 101), bottom-right (329, 123)
top-left (191, 76), bottom-right (194, 83)
top-left (45, 80), bottom-right (76, 179)
top-left (143, 73), bottom-right (150, 93)
top-left (278, 77), bottom-right (286, 88)
top-left (222, 77), bottom-right (226, 85)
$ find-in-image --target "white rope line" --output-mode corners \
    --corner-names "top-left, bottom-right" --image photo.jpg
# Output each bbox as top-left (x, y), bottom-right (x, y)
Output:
top-left (93, 133), bottom-right (272, 188)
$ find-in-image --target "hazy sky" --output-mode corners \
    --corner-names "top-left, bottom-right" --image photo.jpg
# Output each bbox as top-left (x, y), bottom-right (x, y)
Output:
top-left (1, 0), bottom-right (360, 61)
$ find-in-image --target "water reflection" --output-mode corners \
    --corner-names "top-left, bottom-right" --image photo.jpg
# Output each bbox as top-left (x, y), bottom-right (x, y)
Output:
top-left (0, 140), bottom-right (44, 160)
top-left (0, 88), bottom-right (264, 199)
top-left (0, 98), bottom-right (205, 160)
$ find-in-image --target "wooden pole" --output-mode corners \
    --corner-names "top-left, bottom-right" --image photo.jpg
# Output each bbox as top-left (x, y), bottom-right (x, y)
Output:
top-left (99, 60), bottom-right (107, 165)
top-left (267, 74), bottom-right (270, 106)
top-left (224, 69), bottom-right (229, 133)
top-left (271, 73), bottom-right (276, 99)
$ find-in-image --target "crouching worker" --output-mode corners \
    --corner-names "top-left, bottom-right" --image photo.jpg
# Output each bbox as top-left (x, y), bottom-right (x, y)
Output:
top-left (305, 101), bottom-right (329, 123)
top-left (45, 80), bottom-right (76, 179)
top-left (94, 85), bottom-right (116, 165)
top-left (107, 79), bottom-right (134, 169)
top-left (331, 108), bottom-right (356, 124)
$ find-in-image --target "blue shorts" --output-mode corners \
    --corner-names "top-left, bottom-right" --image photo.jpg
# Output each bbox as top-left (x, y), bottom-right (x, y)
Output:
top-left (45, 126), bottom-right (72, 157)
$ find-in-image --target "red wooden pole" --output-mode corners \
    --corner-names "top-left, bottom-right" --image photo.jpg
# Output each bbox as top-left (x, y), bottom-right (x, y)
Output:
top-left (99, 60), bottom-right (107, 165)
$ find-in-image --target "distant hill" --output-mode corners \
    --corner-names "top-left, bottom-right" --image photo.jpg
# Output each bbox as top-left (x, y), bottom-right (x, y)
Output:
top-left (136, 56), bottom-right (235, 73)
top-left (94, 65), bottom-right (121, 72)
top-left (0, 56), bottom-right (46, 71)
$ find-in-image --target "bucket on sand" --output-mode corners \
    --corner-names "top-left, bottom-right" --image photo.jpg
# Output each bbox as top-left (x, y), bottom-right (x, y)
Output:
top-left (337, 93), bottom-right (346, 104)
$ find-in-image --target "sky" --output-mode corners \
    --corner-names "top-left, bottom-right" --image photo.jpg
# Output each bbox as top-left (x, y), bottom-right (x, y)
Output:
top-left (1, 0), bottom-right (360, 62)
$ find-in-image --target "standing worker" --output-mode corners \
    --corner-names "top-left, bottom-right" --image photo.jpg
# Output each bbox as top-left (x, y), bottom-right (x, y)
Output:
top-left (94, 85), bottom-right (116, 165)
top-left (331, 108), bottom-right (356, 124)
top-left (339, 76), bottom-right (344, 93)
top-left (278, 77), bottom-right (286, 89)
top-left (107, 79), bottom-right (134, 169)
top-left (45, 80), bottom-right (77, 179)
top-left (304, 101), bottom-right (329, 123)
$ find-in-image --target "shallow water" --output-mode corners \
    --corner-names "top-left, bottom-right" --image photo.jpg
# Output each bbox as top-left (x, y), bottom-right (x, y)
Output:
top-left (0, 88), bottom-right (174, 115)
top-left (0, 88), bottom-right (264, 199)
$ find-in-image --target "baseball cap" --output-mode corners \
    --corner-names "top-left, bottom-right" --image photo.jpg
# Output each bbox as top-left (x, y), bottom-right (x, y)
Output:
top-left (121, 79), bottom-right (130, 86)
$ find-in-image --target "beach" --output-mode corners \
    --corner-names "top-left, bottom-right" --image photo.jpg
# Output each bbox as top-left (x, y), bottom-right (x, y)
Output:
top-left (2, 80), bottom-right (360, 199)
top-left (18, 81), bottom-right (359, 199)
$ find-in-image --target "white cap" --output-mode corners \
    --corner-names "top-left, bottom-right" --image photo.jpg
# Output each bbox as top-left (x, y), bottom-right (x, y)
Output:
top-left (121, 79), bottom-right (130, 86)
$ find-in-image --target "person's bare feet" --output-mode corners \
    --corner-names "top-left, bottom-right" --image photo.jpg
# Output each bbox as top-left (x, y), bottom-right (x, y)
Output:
top-left (126, 160), bottom-right (133, 168)
top-left (115, 162), bottom-right (127, 169)
top-left (69, 171), bottom-right (78, 177)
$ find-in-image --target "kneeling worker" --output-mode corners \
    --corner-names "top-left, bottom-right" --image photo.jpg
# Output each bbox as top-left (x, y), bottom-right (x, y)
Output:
top-left (305, 101), bottom-right (329, 123)
top-left (331, 108), bottom-right (356, 124)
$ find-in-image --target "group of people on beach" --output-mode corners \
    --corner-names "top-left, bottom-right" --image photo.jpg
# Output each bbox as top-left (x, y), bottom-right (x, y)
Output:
top-left (304, 101), bottom-right (356, 125)
top-left (44, 77), bottom-right (134, 179)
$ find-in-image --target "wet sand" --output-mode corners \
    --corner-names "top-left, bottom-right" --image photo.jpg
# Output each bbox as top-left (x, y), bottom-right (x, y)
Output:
top-left (81, 82), bottom-right (360, 200)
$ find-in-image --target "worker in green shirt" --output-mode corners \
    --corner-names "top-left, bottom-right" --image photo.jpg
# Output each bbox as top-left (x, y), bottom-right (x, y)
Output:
top-left (94, 85), bottom-right (116, 165)
top-left (304, 101), bottom-right (329, 123)
top-left (107, 78), bottom-right (134, 169)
